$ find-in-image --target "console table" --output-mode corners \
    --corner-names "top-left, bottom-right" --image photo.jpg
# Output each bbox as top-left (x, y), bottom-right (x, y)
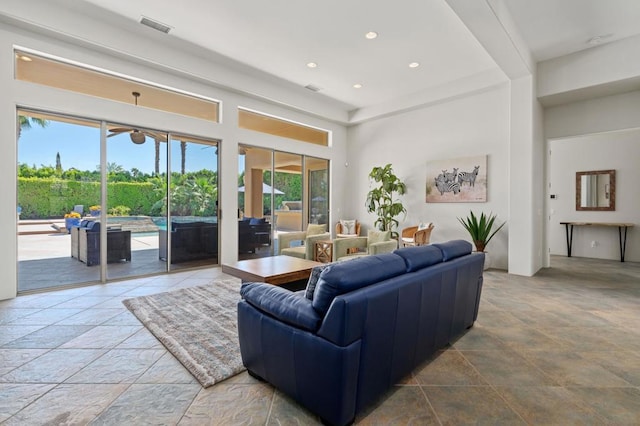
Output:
top-left (560, 222), bottom-right (634, 262)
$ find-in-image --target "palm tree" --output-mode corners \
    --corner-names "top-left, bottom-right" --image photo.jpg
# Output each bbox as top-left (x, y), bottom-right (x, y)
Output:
top-left (17, 115), bottom-right (48, 140)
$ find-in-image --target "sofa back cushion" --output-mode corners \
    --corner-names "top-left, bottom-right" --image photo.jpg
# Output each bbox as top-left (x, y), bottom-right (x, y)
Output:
top-left (367, 229), bottom-right (390, 245)
top-left (312, 253), bottom-right (406, 315)
top-left (432, 239), bottom-right (472, 261)
top-left (393, 245), bottom-right (443, 272)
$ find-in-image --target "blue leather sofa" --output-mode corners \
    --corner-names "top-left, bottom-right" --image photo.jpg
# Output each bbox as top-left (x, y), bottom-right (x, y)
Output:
top-left (238, 240), bottom-right (484, 425)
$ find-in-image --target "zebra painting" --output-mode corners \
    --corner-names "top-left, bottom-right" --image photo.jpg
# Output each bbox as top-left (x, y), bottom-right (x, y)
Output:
top-left (426, 155), bottom-right (487, 203)
top-left (458, 166), bottom-right (480, 187)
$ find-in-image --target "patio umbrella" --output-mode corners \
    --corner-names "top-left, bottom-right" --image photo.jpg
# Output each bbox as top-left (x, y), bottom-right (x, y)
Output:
top-left (238, 183), bottom-right (284, 195)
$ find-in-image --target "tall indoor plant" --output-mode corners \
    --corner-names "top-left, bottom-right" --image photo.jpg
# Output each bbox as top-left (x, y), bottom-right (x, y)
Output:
top-left (458, 211), bottom-right (505, 252)
top-left (365, 164), bottom-right (407, 238)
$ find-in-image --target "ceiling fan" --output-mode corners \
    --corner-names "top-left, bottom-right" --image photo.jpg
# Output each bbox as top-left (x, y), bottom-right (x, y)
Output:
top-left (107, 127), bottom-right (167, 144)
top-left (107, 92), bottom-right (167, 144)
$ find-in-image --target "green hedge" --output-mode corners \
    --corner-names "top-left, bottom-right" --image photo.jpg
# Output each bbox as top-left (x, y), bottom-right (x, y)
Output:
top-left (18, 178), bottom-right (158, 219)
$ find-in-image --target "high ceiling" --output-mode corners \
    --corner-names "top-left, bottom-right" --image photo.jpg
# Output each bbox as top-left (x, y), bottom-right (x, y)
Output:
top-left (503, 0), bottom-right (640, 62)
top-left (4, 0), bottom-right (640, 115)
top-left (74, 0), bottom-right (640, 111)
top-left (79, 0), bottom-right (499, 110)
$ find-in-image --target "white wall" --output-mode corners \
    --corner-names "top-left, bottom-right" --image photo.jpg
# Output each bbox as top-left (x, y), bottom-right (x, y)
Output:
top-left (547, 129), bottom-right (640, 262)
top-left (538, 34), bottom-right (640, 104)
top-left (545, 89), bottom-right (640, 264)
top-left (346, 85), bottom-right (510, 269)
top-left (0, 24), bottom-right (347, 300)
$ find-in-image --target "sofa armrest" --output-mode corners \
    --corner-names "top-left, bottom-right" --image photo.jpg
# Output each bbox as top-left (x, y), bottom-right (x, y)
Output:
top-left (333, 237), bottom-right (368, 261)
top-left (304, 232), bottom-right (331, 259)
top-left (277, 231), bottom-right (307, 255)
top-left (241, 283), bottom-right (322, 332)
top-left (369, 239), bottom-right (398, 255)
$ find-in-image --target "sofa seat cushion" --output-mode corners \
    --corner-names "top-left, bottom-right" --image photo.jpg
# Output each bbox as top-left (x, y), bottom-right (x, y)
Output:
top-left (312, 253), bottom-right (406, 315)
top-left (394, 245), bottom-right (443, 272)
top-left (337, 233), bottom-right (357, 238)
top-left (433, 240), bottom-right (472, 261)
top-left (241, 283), bottom-right (322, 332)
top-left (281, 246), bottom-right (306, 259)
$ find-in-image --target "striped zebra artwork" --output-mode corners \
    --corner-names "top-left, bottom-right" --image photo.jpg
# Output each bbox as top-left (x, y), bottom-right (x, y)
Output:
top-left (458, 165), bottom-right (480, 187)
top-left (426, 155), bottom-right (487, 203)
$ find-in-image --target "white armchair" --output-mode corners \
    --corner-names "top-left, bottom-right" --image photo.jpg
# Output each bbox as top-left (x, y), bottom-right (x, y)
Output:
top-left (332, 230), bottom-right (397, 262)
top-left (278, 224), bottom-right (330, 260)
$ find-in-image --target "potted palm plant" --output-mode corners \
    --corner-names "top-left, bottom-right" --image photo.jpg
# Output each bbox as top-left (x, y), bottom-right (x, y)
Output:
top-left (458, 211), bottom-right (505, 253)
top-left (365, 164), bottom-right (407, 239)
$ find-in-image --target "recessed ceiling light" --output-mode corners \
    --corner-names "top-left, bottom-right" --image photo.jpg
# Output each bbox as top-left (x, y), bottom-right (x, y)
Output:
top-left (19, 55), bottom-right (32, 62)
top-left (353, 83), bottom-right (363, 89)
top-left (365, 31), bottom-right (378, 40)
top-left (306, 62), bottom-right (318, 68)
top-left (409, 62), bottom-right (420, 68)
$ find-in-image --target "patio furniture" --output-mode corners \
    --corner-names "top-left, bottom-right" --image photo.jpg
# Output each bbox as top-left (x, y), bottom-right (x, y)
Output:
top-left (77, 221), bottom-right (131, 266)
top-left (159, 220), bottom-right (218, 263)
top-left (238, 218), bottom-right (272, 253)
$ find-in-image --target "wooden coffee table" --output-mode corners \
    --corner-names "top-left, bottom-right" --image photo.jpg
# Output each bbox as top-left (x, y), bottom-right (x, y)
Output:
top-left (222, 255), bottom-right (323, 286)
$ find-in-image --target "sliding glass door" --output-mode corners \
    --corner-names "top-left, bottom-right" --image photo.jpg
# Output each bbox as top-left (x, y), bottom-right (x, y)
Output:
top-left (237, 144), bottom-right (329, 260)
top-left (166, 135), bottom-right (219, 270)
top-left (105, 123), bottom-right (168, 279)
top-left (17, 110), bottom-right (101, 291)
top-left (306, 156), bottom-right (329, 227)
top-left (238, 146), bottom-right (274, 259)
top-left (17, 109), bottom-right (220, 293)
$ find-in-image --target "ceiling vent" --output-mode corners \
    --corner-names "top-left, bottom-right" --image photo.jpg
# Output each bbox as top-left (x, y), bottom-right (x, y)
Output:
top-left (140, 16), bottom-right (172, 34)
top-left (305, 84), bottom-right (322, 92)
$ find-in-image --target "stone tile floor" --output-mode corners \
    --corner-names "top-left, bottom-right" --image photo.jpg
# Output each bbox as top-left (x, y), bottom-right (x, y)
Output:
top-left (1, 256), bottom-right (639, 425)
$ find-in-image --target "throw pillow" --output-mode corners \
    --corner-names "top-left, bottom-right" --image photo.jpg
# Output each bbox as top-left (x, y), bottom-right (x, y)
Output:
top-left (368, 229), bottom-right (390, 244)
top-left (340, 219), bottom-right (356, 235)
top-left (418, 222), bottom-right (431, 231)
top-left (305, 264), bottom-right (328, 300)
top-left (307, 223), bottom-right (326, 236)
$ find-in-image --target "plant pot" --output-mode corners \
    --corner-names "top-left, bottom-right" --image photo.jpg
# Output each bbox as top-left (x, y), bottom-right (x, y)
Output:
top-left (65, 217), bottom-right (80, 233)
top-left (473, 251), bottom-right (490, 270)
top-left (482, 251), bottom-right (490, 270)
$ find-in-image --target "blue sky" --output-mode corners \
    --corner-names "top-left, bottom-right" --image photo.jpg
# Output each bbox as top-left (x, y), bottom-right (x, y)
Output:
top-left (18, 119), bottom-right (222, 174)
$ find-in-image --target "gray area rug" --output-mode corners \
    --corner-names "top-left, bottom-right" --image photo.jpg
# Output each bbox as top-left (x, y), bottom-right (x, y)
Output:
top-left (122, 278), bottom-right (245, 387)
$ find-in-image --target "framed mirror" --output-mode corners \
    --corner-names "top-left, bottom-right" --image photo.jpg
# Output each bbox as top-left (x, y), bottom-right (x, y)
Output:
top-left (576, 169), bottom-right (615, 211)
